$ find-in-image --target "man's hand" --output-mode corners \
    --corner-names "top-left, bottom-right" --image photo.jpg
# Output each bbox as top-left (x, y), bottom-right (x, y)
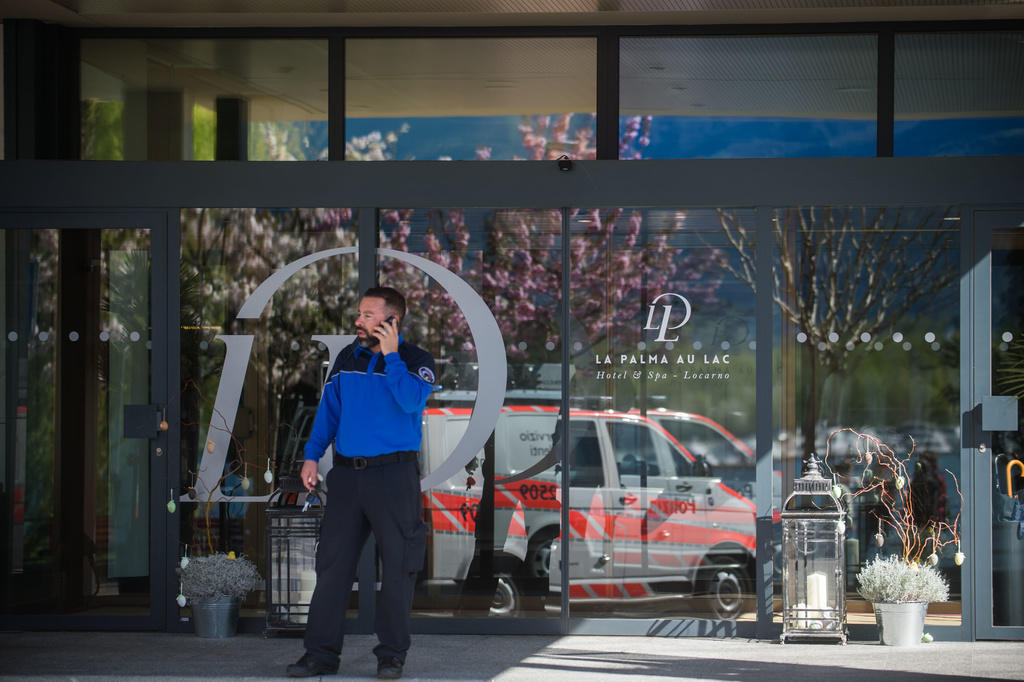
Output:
top-left (375, 317), bottom-right (400, 355)
top-left (300, 459), bottom-right (319, 492)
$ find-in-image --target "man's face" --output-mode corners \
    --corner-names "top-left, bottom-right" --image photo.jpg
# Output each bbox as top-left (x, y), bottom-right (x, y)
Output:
top-left (354, 296), bottom-right (392, 349)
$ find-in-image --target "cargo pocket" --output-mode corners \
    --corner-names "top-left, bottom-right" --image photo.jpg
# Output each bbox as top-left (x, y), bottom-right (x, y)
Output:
top-left (403, 520), bottom-right (427, 574)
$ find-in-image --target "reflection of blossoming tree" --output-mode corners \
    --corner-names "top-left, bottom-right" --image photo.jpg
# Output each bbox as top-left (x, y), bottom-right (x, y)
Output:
top-left (179, 208), bottom-right (359, 520)
top-left (377, 113), bottom-right (720, 393)
top-left (345, 124), bottom-right (410, 160)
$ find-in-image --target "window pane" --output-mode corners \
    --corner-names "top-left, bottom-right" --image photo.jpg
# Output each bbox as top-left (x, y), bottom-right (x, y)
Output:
top-left (567, 207), bottom-right (758, 621)
top-left (620, 35), bottom-right (877, 159)
top-left (379, 207), bottom-right (563, 618)
top-left (895, 32), bottom-right (1024, 156)
top-left (178, 208), bottom-right (359, 622)
top-left (346, 38), bottom-right (596, 160)
top-left (772, 206), bottom-right (962, 628)
top-left (82, 40), bottom-right (328, 160)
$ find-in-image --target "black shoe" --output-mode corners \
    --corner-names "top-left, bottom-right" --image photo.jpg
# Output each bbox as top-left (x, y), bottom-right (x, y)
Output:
top-left (377, 656), bottom-right (403, 680)
top-left (286, 653), bottom-right (338, 678)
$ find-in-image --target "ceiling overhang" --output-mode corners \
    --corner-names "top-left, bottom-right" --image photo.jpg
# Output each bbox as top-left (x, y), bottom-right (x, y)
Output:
top-left (1, 0), bottom-right (1022, 28)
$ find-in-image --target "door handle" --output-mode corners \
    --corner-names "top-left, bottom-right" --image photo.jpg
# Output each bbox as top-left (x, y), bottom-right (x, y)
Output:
top-left (620, 494), bottom-right (637, 505)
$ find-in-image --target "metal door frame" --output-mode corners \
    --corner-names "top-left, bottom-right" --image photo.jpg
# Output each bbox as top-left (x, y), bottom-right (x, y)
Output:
top-left (0, 210), bottom-right (172, 631)
top-left (971, 209), bottom-right (1024, 640)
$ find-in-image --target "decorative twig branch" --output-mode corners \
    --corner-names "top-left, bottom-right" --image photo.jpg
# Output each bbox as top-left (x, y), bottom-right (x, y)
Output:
top-left (826, 427), bottom-right (962, 566)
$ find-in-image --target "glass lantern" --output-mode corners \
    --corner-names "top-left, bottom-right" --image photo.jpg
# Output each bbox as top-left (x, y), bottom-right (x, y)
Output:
top-left (780, 453), bottom-right (847, 644)
top-left (264, 480), bottom-right (324, 634)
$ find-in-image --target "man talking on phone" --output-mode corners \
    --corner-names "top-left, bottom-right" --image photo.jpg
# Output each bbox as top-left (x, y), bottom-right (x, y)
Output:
top-left (287, 286), bottom-right (435, 680)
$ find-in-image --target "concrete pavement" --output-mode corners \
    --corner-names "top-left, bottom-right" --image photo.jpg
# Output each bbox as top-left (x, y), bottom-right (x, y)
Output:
top-left (3, 631), bottom-right (1024, 681)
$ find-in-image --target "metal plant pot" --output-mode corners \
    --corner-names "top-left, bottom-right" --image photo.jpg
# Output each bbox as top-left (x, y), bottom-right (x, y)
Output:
top-left (192, 595), bottom-right (240, 638)
top-left (872, 601), bottom-right (927, 646)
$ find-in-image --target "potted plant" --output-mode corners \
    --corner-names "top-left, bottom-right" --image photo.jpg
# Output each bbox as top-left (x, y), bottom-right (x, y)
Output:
top-left (826, 428), bottom-right (965, 646)
top-left (179, 551), bottom-right (261, 638)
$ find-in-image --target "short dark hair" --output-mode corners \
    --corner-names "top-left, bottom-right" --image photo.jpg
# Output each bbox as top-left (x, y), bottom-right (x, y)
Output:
top-left (362, 286), bottom-right (406, 319)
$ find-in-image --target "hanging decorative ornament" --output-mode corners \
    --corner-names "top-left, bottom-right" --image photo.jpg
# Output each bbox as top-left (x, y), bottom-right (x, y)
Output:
top-left (166, 488), bottom-right (176, 514)
top-left (176, 588), bottom-right (187, 608)
top-left (832, 482), bottom-right (843, 499)
top-left (895, 475), bottom-right (906, 490)
top-left (837, 520), bottom-right (846, 536)
top-left (264, 457), bottom-right (274, 484)
top-left (928, 552), bottom-right (939, 566)
top-left (206, 440), bottom-right (215, 453)
top-left (955, 551), bottom-right (966, 566)
top-left (874, 531), bottom-right (884, 547)
top-left (862, 468), bottom-right (873, 484)
top-left (240, 475), bottom-right (251, 491)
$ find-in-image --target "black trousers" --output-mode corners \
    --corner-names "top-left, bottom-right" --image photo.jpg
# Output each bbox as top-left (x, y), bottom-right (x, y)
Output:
top-left (303, 458), bottom-right (425, 665)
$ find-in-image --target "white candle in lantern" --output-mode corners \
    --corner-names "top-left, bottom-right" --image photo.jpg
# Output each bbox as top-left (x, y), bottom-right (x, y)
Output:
top-left (806, 571), bottom-right (827, 613)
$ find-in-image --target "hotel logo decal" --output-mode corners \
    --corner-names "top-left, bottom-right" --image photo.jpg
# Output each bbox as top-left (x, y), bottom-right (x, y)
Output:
top-left (185, 247), bottom-right (507, 504)
top-left (594, 292), bottom-right (730, 383)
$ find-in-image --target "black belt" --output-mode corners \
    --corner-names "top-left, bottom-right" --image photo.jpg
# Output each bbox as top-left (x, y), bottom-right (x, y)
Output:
top-left (334, 451), bottom-right (417, 470)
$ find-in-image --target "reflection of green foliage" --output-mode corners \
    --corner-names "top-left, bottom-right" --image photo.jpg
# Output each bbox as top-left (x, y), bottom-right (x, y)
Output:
top-left (81, 99), bottom-right (124, 160)
top-left (249, 121), bottom-right (327, 161)
top-left (192, 104), bottom-right (216, 161)
top-left (997, 337), bottom-right (1024, 399)
top-left (724, 206), bottom-right (961, 457)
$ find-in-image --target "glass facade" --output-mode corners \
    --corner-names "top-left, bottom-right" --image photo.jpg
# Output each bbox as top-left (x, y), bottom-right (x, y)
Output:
top-left (895, 32), bottom-right (1024, 156)
top-left (2, 17), bottom-right (1020, 639)
top-left (619, 35), bottom-right (877, 159)
top-left (81, 39), bottom-right (329, 160)
top-left (346, 38), bottom-right (597, 160)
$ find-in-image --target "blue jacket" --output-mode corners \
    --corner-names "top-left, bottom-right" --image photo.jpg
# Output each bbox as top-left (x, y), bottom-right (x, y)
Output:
top-left (304, 336), bottom-right (436, 460)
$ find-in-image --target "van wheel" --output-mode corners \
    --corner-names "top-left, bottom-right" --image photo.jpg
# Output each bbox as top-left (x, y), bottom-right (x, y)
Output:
top-left (522, 527), bottom-right (558, 579)
top-left (705, 560), bottom-right (748, 621)
top-left (489, 574), bottom-right (520, 617)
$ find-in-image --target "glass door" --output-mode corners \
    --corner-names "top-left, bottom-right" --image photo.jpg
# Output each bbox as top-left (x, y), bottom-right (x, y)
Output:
top-left (974, 210), bottom-right (1024, 639)
top-left (0, 214), bottom-right (169, 629)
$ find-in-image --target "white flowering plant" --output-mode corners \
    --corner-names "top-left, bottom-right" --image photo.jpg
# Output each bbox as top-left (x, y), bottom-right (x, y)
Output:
top-left (856, 554), bottom-right (950, 604)
top-left (179, 552), bottom-right (260, 601)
